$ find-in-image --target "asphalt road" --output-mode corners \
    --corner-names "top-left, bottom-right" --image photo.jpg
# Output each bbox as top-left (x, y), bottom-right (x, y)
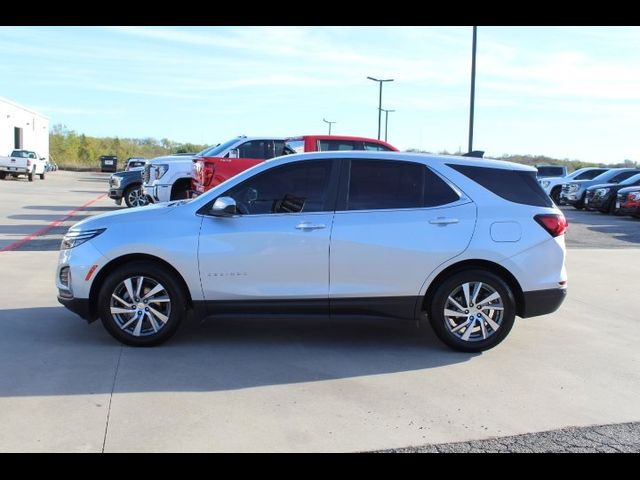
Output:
top-left (563, 206), bottom-right (640, 249)
top-left (0, 171), bottom-right (639, 452)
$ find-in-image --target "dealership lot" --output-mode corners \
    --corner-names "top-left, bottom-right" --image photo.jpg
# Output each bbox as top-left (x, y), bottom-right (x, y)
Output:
top-left (0, 171), bottom-right (639, 452)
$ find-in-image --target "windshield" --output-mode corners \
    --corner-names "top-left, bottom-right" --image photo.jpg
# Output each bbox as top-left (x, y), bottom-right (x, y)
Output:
top-left (285, 139), bottom-right (305, 153)
top-left (536, 166), bottom-right (565, 177)
top-left (11, 150), bottom-right (29, 158)
top-left (620, 173), bottom-right (640, 185)
top-left (197, 138), bottom-right (240, 157)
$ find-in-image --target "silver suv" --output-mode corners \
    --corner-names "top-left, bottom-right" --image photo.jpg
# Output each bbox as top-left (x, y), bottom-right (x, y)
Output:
top-left (57, 151), bottom-right (567, 352)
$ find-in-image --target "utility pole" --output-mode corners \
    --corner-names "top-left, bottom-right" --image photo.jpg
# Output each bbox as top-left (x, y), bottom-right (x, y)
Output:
top-left (367, 76), bottom-right (394, 140)
top-left (381, 108), bottom-right (395, 142)
top-left (322, 118), bottom-right (336, 135)
top-left (468, 26), bottom-right (477, 153)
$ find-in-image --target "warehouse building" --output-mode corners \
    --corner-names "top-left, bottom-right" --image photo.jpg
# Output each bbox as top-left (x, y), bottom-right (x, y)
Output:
top-left (0, 97), bottom-right (49, 159)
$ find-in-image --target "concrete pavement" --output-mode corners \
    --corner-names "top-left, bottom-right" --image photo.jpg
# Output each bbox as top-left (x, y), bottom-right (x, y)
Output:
top-left (1, 171), bottom-right (639, 452)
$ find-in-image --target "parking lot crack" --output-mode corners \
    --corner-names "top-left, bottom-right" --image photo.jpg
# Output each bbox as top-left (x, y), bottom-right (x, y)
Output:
top-left (102, 346), bottom-right (123, 453)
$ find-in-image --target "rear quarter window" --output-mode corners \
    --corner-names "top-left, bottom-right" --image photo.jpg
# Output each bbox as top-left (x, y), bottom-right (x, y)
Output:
top-left (448, 164), bottom-right (554, 207)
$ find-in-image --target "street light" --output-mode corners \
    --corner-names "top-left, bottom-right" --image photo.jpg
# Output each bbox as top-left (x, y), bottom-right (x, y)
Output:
top-left (381, 108), bottom-right (395, 143)
top-left (367, 76), bottom-right (394, 140)
top-left (323, 118), bottom-right (336, 135)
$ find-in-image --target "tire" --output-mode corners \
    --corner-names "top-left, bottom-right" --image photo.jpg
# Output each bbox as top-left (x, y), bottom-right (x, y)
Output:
top-left (607, 198), bottom-right (617, 214)
top-left (550, 187), bottom-right (562, 204)
top-left (428, 269), bottom-right (516, 352)
top-left (123, 184), bottom-right (148, 208)
top-left (0, 172), bottom-right (5, 180)
top-left (98, 262), bottom-right (186, 346)
top-left (28, 169), bottom-right (34, 182)
top-left (39, 172), bottom-right (45, 180)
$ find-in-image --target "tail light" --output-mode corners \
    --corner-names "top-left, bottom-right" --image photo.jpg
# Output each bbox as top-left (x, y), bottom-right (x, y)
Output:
top-left (534, 213), bottom-right (568, 237)
top-left (203, 162), bottom-right (215, 187)
top-left (27, 160), bottom-right (32, 167)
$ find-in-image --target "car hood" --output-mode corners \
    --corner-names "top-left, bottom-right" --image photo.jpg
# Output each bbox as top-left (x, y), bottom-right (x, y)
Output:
top-left (586, 182), bottom-right (617, 191)
top-left (68, 201), bottom-right (186, 232)
top-left (618, 186), bottom-right (640, 194)
top-left (112, 169), bottom-right (143, 179)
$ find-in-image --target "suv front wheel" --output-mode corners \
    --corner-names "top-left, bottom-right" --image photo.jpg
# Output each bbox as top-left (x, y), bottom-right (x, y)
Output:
top-left (429, 270), bottom-right (516, 352)
top-left (124, 184), bottom-right (148, 208)
top-left (98, 262), bottom-right (186, 346)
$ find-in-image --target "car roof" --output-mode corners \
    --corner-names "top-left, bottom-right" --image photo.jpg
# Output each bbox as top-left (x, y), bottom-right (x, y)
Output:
top-left (272, 150), bottom-right (536, 172)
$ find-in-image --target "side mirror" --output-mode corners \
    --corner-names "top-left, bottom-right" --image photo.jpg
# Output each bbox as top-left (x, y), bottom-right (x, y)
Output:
top-left (228, 148), bottom-right (239, 159)
top-left (210, 196), bottom-right (237, 216)
top-left (40, 157), bottom-right (46, 161)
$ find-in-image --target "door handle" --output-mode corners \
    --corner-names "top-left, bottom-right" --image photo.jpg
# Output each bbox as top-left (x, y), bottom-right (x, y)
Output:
top-left (429, 217), bottom-right (459, 225)
top-left (295, 222), bottom-right (326, 231)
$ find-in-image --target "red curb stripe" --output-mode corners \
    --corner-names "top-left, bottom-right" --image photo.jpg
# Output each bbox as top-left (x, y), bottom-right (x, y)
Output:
top-left (0, 193), bottom-right (108, 253)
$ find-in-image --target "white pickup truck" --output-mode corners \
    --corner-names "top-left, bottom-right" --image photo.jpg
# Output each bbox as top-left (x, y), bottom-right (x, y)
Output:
top-left (0, 149), bottom-right (48, 181)
top-left (141, 153), bottom-right (196, 203)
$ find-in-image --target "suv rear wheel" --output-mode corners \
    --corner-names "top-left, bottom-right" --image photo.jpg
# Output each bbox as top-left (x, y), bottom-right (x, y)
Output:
top-left (428, 270), bottom-right (516, 352)
top-left (98, 262), bottom-right (186, 346)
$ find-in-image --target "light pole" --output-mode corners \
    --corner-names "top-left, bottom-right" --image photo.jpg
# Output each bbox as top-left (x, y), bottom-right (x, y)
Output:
top-left (367, 76), bottom-right (394, 140)
top-left (468, 26), bottom-right (477, 153)
top-left (381, 108), bottom-right (395, 143)
top-left (323, 118), bottom-right (336, 135)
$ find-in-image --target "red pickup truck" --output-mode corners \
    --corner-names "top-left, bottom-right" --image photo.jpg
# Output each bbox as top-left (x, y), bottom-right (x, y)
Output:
top-left (191, 135), bottom-right (398, 195)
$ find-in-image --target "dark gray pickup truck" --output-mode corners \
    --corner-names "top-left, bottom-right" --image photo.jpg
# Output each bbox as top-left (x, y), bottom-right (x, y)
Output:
top-left (108, 167), bottom-right (148, 207)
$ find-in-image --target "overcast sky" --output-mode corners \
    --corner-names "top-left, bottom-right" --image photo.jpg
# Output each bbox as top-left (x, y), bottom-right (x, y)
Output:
top-left (0, 26), bottom-right (637, 163)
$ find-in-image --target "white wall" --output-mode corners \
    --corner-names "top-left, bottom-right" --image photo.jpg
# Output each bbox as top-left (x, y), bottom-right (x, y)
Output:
top-left (0, 97), bottom-right (49, 160)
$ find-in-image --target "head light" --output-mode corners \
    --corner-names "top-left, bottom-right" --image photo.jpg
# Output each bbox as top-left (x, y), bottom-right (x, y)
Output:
top-left (110, 175), bottom-right (121, 188)
top-left (61, 228), bottom-right (106, 250)
top-left (540, 180), bottom-right (551, 188)
top-left (595, 188), bottom-right (610, 196)
top-left (568, 184), bottom-right (579, 192)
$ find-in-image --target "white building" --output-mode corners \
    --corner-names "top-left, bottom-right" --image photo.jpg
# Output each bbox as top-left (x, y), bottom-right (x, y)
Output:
top-left (0, 97), bottom-right (49, 159)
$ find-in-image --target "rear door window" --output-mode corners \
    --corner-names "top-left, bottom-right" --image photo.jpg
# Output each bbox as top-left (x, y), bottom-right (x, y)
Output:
top-left (318, 140), bottom-right (359, 151)
top-left (237, 140), bottom-right (278, 159)
top-left (345, 160), bottom-right (459, 211)
top-left (363, 142), bottom-right (393, 152)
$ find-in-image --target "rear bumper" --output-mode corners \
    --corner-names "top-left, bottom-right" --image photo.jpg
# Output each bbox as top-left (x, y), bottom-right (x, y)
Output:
top-left (0, 166), bottom-right (28, 173)
top-left (57, 295), bottom-right (96, 322)
top-left (520, 288), bottom-right (567, 318)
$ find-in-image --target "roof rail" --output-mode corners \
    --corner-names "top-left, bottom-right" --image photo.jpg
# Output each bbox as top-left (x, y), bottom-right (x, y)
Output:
top-left (463, 150), bottom-right (485, 158)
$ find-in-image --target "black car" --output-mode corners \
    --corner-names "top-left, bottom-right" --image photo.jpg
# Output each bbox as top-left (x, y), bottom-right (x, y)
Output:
top-left (108, 168), bottom-right (148, 208)
top-left (615, 186), bottom-right (640, 217)
top-left (584, 173), bottom-right (640, 213)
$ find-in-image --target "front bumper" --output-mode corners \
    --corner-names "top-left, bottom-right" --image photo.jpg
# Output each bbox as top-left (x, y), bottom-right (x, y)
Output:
top-left (108, 188), bottom-right (124, 200)
top-left (586, 194), bottom-right (611, 211)
top-left (563, 192), bottom-right (584, 206)
top-left (57, 295), bottom-right (95, 322)
top-left (520, 288), bottom-right (567, 318)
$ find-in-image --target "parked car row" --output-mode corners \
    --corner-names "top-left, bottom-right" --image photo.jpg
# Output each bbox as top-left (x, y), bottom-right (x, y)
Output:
top-left (552, 167), bottom-right (640, 218)
top-left (108, 135), bottom-right (397, 209)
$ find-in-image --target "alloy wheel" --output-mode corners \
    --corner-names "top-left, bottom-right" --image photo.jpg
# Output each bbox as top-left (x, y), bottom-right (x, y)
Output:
top-left (109, 276), bottom-right (171, 337)
top-left (443, 281), bottom-right (504, 343)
